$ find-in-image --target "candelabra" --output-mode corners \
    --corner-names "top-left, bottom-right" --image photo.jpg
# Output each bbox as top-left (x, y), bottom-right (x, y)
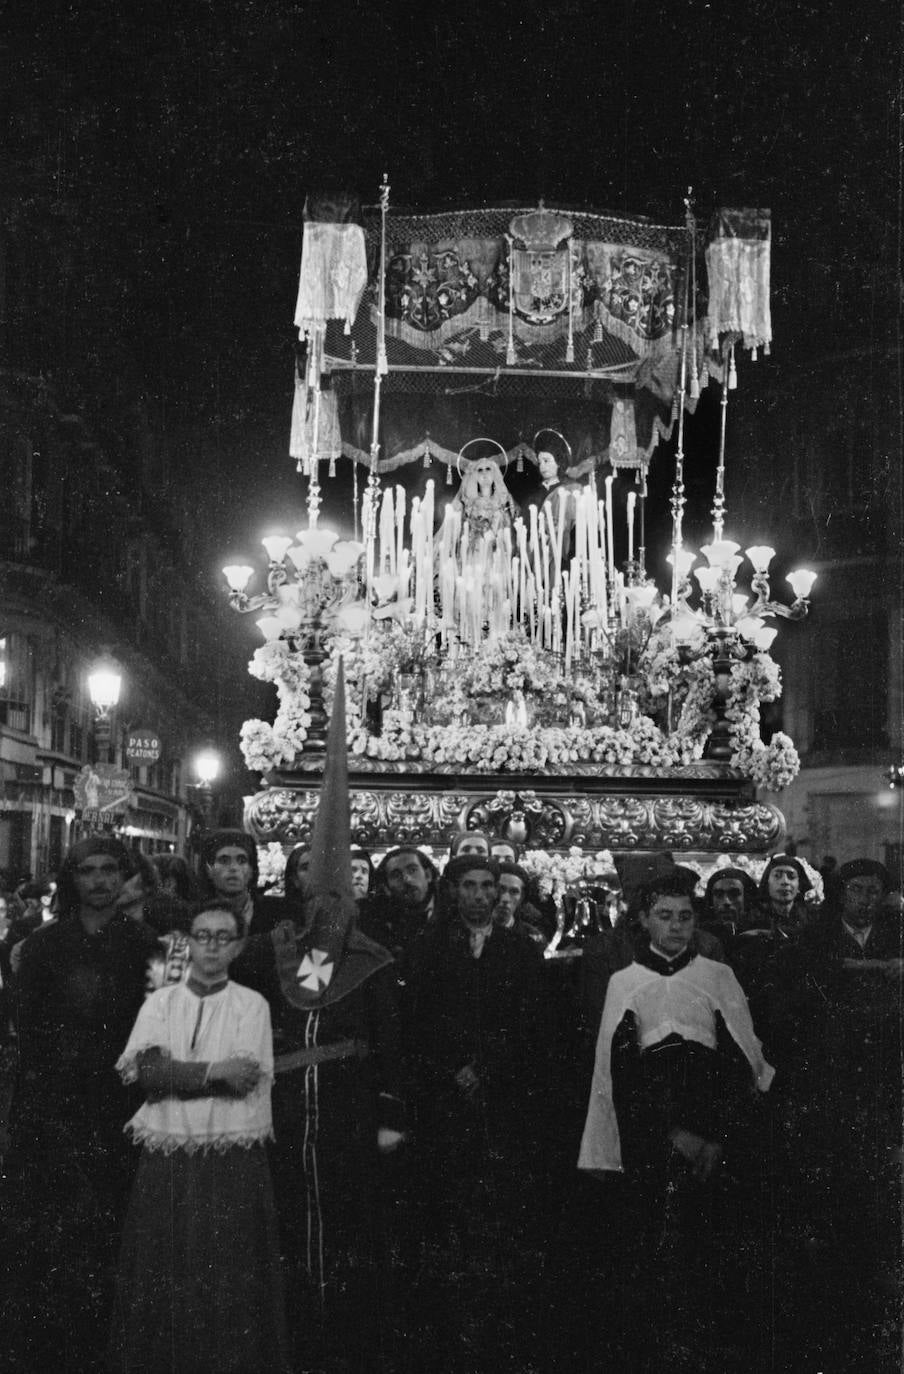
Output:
top-left (664, 541), bottom-right (817, 759)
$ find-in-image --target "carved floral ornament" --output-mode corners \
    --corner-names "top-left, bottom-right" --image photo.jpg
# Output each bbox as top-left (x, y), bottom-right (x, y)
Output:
top-left (244, 782), bottom-right (783, 855)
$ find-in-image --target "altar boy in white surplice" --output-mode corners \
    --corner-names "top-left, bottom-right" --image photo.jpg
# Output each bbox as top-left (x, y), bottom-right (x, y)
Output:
top-left (579, 872), bottom-right (773, 1190)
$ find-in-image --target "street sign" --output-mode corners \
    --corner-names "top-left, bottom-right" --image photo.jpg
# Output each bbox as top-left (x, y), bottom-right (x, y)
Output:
top-left (74, 763), bottom-right (133, 818)
top-left (126, 729), bottom-right (162, 763)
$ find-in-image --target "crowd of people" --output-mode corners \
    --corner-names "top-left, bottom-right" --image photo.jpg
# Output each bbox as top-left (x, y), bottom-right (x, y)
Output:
top-left (0, 811), bottom-right (900, 1373)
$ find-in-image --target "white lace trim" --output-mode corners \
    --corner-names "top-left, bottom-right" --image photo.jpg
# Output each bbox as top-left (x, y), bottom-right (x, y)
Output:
top-left (126, 1124), bottom-right (274, 1156)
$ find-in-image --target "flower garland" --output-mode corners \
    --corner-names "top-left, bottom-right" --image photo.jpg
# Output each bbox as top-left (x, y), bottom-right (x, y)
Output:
top-left (240, 647), bottom-right (313, 774)
top-left (725, 654), bottom-right (799, 791)
top-left (365, 718), bottom-right (688, 772)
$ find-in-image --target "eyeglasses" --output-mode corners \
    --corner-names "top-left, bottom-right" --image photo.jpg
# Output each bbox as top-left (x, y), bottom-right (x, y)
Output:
top-left (189, 931), bottom-right (239, 947)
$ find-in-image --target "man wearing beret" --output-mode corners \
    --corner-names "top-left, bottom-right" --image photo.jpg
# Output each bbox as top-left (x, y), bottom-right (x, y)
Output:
top-left (806, 858), bottom-right (901, 965)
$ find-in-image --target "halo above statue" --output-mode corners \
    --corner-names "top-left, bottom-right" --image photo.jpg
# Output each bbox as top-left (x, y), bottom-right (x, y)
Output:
top-left (532, 428), bottom-right (573, 468)
top-left (456, 437), bottom-right (510, 479)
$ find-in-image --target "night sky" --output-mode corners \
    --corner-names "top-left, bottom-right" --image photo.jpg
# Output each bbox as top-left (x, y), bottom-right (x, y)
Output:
top-left (4, 0), bottom-right (900, 751)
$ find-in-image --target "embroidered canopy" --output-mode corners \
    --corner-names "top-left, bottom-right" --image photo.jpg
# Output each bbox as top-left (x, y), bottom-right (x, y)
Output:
top-left (291, 197), bottom-right (769, 478)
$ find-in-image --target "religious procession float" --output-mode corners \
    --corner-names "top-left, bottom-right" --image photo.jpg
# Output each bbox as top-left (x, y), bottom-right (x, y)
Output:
top-left (223, 183), bottom-right (818, 930)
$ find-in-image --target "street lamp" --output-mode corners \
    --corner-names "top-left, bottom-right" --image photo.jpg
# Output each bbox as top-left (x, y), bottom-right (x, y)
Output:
top-left (193, 748), bottom-right (221, 825)
top-left (87, 654), bottom-right (122, 764)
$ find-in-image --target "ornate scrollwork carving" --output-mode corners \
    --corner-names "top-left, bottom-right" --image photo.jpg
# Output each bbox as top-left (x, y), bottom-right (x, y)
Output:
top-left (244, 775), bottom-right (784, 855)
top-left (651, 796), bottom-right (708, 850)
top-left (709, 802), bottom-right (784, 850)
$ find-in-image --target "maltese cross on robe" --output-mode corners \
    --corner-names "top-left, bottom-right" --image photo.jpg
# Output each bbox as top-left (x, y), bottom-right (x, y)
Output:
top-left (296, 947), bottom-right (334, 993)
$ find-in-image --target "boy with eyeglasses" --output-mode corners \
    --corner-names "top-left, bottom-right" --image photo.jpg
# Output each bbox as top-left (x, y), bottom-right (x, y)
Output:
top-left (110, 901), bottom-right (288, 1371)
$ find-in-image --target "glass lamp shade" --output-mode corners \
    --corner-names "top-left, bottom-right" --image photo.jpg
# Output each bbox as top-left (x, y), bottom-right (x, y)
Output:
top-left (372, 573), bottom-right (401, 603)
top-left (666, 549), bottom-right (696, 577)
top-left (325, 540), bottom-right (365, 579)
top-left (222, 564), bottom-right (254, 593)
top-left (261, 535), bottom-right (293, 564)
top-left (735, 616), bottom-right (766, 641)
top-left (194, 749), bottom-right (221, 785)
top-left (671, 611), bottom-right (705, 645)
top-left (786, 569), bottom-right (817, 600)
top-left (255, 616), bottom-right (283, 642)
top-left (694, 566), bottom-right (722, 595)
top-left (753, 626), bottom-right (779, 651)
top-left (627, 584), bottom-right (658, 611)
top-left (293, 528), bottom-right (340, 561)
top-left (731, 594), bottom-right (751, 616)
top-left (88, 663), bottom-right (122, 710)
top-left (273, 605), bottom-right (303, 631)
top-left (745, 545), bottom-right (776, 573)
top-left (701, 539), bottom-right (741, 569)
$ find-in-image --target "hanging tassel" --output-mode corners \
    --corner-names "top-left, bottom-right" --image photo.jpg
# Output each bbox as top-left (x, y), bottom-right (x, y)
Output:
top-left (446, 463), bottom-right (453, 486)
top-left (516, 449), bottom-right (524, 473)
top-left (505, 234), bottom-right (516, 365)
top-left (328, 454), bottom-right (337, 478)
top-left (751, 346), bottom-right (758, 362)
top-left (296, 459), bottom-right (303, 474)
top-left (764, 341), bottom-right (771, 356)
top-left (593, 301), bottom-right (603, 344)
top-left (423, 437), bottom-right (431, 468)
top-left (728, 345), bottom-right (738, 391)
top-left (565, 237), bottom-right (575, 363)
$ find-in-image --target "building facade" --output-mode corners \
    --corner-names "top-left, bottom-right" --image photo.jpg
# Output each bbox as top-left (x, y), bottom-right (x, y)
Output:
top-left (0, 368), bottom-right (224, 882)
top-left (727, 338), bottom-right (902, 875)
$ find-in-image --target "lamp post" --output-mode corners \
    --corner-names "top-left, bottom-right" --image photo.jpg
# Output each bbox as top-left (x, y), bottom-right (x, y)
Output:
top-left (87, 655), bottom-right (122, 764)
top-left (193, 748), bottom-right (221, 826)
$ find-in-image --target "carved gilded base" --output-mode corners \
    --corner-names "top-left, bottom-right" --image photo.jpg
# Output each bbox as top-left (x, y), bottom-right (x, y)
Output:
top-left (244, 765), bottom-right (785, 855)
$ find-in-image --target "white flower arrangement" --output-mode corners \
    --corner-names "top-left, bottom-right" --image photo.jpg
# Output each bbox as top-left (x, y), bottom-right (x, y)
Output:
top-left (248, 642), bottom-right (312, 692)
top-left (239, 718), bottom-right (296, 774)
top-left (238, 598), bottom-right (801, 789)
top-left (256, 841), bottom-right (287, 893)
top-left (455, 632), bottom-right (559, 698)
top-left (519, 846), bottom-right (617, 904)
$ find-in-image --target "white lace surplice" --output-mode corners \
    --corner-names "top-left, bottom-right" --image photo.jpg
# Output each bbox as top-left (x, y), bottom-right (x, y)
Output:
top-left (117, 980), bottom-right (274, 1154)
top-left (578, 955), bottom-right (774, 1174)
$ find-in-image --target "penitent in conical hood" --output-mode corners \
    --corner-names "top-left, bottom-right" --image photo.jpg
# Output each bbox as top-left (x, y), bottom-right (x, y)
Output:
top-left (293, 658), bottom-right (356, 999)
